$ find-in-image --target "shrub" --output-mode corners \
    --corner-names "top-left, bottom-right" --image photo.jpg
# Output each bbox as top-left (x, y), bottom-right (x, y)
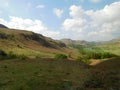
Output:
top-left (54, 54), bottom-right (67, 59)
top-left (18, 54), bottom-right (27, 60)
top-left (78, 48), bottom-right (116, 60)
top-left (77, 56), bottom-right (83, 62)
top-left (77, 56), bottom-right (91, 64)
top-left (101, 52), bottom-right (116, 58)
top-left (0, 50), bottom-right (7, 56)
top-left (35, 55), bottom-right (41, 59)
top-left (68, 52), bottom-right (72, 58)
top-left (9, 34), bottom-right (14, 40)
top-left (7, 51), bottom-right (17, 59)
top-left (0, 50), bottom-right (7, 60)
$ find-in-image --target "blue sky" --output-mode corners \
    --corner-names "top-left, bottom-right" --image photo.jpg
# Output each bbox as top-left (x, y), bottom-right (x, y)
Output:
top-left (0, 0), bottom-right (120, 41)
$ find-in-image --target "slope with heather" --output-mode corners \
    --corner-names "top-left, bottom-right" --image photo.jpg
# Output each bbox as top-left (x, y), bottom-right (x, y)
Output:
top-left (0, 28), bottom-right (78, 58)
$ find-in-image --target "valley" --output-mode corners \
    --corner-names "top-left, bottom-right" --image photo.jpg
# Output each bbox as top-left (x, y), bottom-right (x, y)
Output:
top-left (0, 26), bottom-right (120, 90)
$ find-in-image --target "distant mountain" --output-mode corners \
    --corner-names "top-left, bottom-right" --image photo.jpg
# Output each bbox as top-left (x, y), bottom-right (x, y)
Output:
top-left (111, 38), bottom-right (120, 42)
top-left (61, 39), bottom-right (89, 46)
top-left (0, 24), bottom-right (8, 28)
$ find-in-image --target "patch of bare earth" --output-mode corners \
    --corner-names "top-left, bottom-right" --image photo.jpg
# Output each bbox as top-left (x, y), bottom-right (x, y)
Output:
top-left (90, 59), bottom-right (104, 66)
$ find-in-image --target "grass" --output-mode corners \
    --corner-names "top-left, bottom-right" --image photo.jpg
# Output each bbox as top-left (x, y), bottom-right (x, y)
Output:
top-left (0, 28), bottom-right (77, 59)
top-left (54, 53), bottom-right (67, 59)
top-left (0, 56), bottom-right (119, 90)
top-left (3, 47), bottom-right (54, 58)
top-left (96, 42), bottom-right (120, 56)
top-left (0, 28), bottom-right (119, 90)
top-left (85, 57), bottom-right (120, 90)
top-left (0, 57), bottom-right (119, 90)
top-left (0, 58), bottom-right (90, 90)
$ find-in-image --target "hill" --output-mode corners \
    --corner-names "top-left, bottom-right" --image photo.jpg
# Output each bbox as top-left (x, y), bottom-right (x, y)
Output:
top-left (94, 39), bottom-right (120, 56)
top-left (111, 38), bottom-right (120, 42)
top-left (61, 39), bottom-right (89, 46)
top-left (0, 25), bottom-right (119, 90)
top-left (0, 25), bottom-right (119, 58)
top-left (0, 28), bottom-right (78, 58)
top-left (86, 57), bottom-right (120, 90)
top-left (61, 38), bottom-right (120, 56)
top-left (0, 24), bottom-right (8, 28)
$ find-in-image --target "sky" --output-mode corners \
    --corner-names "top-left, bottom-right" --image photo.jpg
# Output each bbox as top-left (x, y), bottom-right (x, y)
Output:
top-left (0, 0), bottom-right (120, 41)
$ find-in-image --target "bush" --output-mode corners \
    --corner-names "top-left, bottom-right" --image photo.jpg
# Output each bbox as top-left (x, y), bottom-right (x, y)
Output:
top-left (77, 56), bottom-right (91, 64)
top-left (0, 50), bottom-right (28, 60)
top-left (7, 51), bottom-right (17, 59)
top-left (0, 50), bottom-right (7, 60)
top-left (0, 50), bottom-right (7, 56)
top-left (77, 56), bottom-right (83, 62)
top-left (78, 48), bottom-right (116, 60)
top-left (18, 54), bottom-right (27, 60)
top-left (55, 54), bottom-right (67, 59)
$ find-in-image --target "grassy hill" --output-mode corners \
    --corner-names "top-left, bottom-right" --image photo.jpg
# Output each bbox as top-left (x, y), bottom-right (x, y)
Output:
top-left (95, 40), bottom-right (120, 56)
top-left (86, 57), bottom-right (120, 90)
top-left (0, 57), bottom-right (119, 90)
top-left (0, 25), bottom-right (119, 90)
top-left (61, 39), bottom-right (89, 46)
top-left (0, 28), bottom-right (78, 58)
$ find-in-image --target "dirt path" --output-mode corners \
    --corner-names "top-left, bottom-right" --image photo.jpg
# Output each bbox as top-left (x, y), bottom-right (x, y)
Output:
top-left (90, 59), bottom-right (104, 66)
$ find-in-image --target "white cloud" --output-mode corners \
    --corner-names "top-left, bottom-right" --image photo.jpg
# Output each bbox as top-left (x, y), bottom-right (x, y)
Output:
top-left (63, 18), bottom-right (88, 32)
top-left (0, 16), bottom-right (59, 38)
top-left (53, 8), bottom-right (63, 18)
top-left (0, 18), bottom-right (7, 25)
top-left (69, 5), bottom-right (86, 18)
top-left (36, 4), bottom-right (45, 9)
top-left (62, 1), bottom-right (120, 41)
top-left (90, 0), bottom-right (101, 3)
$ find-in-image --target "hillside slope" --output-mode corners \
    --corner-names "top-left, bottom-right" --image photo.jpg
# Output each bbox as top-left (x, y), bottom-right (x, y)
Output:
top-left (61, 38), bottom-right (120, 56)
top-left (86, 57), bottom-right (120, 90)
top-left (95, 40), bottom-right (120, 56)
top-left (61, 39), bottom-right (89, 46)
top-left (0, 24), bottom-right (8, 28)
top-left (0, 28), bottom-right (77, 58)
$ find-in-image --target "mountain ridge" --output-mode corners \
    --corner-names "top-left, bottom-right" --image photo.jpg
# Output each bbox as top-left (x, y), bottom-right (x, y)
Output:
top-left (0, 27), bottom-right (78, 58)
top-left (0, 24), bottom-right (8, 28)
top-left (60, 38), bottom-right (89, 46)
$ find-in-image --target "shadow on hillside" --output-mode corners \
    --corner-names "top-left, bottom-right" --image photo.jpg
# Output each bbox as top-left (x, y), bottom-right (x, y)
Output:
top-left (93, 57), bottom-right (120, 69)
top-left (85, 57), bottom-right (120, 90)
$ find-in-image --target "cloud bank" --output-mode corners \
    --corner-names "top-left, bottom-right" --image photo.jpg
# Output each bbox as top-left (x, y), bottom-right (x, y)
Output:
top-left (62, 1), bottom-right (120, 41)
top-left (0, 16), bottom-right (59, 39)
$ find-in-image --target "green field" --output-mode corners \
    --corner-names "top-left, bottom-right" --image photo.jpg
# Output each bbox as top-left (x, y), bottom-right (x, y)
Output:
top-left (96, 42), bottom-right (120, 56)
